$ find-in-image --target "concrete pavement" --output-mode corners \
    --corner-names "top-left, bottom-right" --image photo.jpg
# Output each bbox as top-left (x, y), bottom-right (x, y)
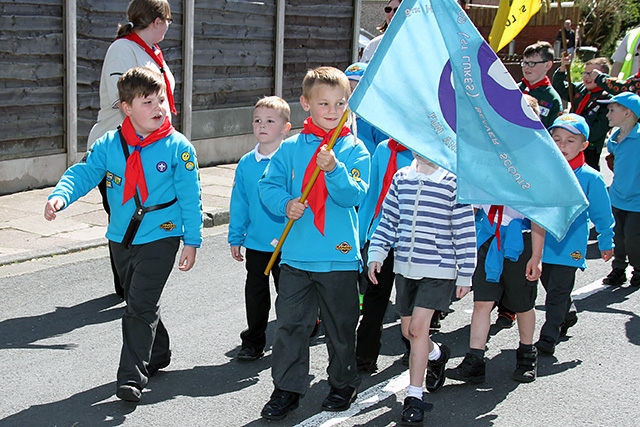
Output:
top-left (0, 164), bottom-right (236, 267)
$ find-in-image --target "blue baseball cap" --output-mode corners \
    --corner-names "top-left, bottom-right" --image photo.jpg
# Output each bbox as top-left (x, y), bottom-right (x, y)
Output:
top-left (548, 113), bottom-right (590, 140)
top-left (345, 62), bottom-right (367, 82)
top-left (598, 91), bottom-right (640, 118)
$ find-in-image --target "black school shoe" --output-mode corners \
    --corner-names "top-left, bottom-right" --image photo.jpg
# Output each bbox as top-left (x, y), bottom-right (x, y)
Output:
top-left (116, 382), bottom-right (142, 402)
top-left (445, 352), bottom-right (486, 383)
top-left (321, 385), bottom-right (357, 412)
top-left (425, 344), bottom-right (450, 392)
top-left (147, 350), bottom-right (171, 377)
top-left (261, 389), bottom-right (300, 420)
top-left (400, 396), bottom-right (434, 426)
top-left (603, 268), bottom-right (627, 286)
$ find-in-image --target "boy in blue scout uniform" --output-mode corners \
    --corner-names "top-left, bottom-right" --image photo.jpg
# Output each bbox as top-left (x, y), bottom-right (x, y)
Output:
top-left (258, 66), bottom-right (370, 420)
top-left (597, 92), bottom-right (640, 287)
top-left (536, 114), bottom-right (615, 354)
top-left (228, 96), bottom-right (290, 361)
top-left (355, 138), bottom-right (413, 373)
top-left (44, 67), bottom-right (202, 403)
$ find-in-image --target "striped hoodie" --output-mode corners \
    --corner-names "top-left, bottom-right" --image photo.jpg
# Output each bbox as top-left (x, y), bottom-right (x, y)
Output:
top-left (368, 161), bottom-right (477, 286)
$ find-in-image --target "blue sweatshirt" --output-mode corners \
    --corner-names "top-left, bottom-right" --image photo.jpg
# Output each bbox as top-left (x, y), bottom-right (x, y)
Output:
top-left (543, 163), bottom-right (614, 269)
top-left (607, 123), bottom-right (640, 212)
top-left (49, 129), bottom-right (203, 247)
top-left (228, 147), bottom-right (285, 252)
top-left (258, 131), bottom-right (370, 272)
top-left (353, 117), bottom-right (388, 156)
top-left (357, 140), bottom-right (414, 247)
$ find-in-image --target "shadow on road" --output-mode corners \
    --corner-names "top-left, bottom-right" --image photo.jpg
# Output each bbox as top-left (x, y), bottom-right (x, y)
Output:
top-left (0, 294), bottom-right (123, 350)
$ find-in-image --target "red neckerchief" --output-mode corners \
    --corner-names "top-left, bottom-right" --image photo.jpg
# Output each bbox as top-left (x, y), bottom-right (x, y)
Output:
top-left (521, 76), bottom-right (552, 94)
top-left (122, 32), bottom-right (177, 115)
top-left (121, 116), bottom-right (175, 204)
top-left (300, 117), bottom-right (351, 235)
top-left (374, 139), bottom-right (408, 218)
top-left (568, 151), bottom-right (586, 170)
top-left (488, 205), bottom-right (504, 251)
top-left (635, 69), bottom-right (640, 78)
top-left (574, 87), bottom-right (604, 115)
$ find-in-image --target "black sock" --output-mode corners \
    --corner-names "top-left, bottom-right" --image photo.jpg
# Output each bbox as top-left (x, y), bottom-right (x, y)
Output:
top-left (519, 342), bottom-right (534, 351)
top-left (469, 348), bottom-right (485, 359)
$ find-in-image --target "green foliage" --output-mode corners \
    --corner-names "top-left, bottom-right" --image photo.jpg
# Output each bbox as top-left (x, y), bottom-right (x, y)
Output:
top-left (577, 0), bottom-right (640, 58)
top-left (569, 56), bottom-right (586, 82)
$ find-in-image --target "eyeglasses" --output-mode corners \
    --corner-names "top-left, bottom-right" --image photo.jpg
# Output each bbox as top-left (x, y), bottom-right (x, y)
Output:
top-left (521, 60), bottom-right (547, 68)
top-left (582, 71), bottom-right (593, 77)
top-left (384, 6), bottom-right (398, 13)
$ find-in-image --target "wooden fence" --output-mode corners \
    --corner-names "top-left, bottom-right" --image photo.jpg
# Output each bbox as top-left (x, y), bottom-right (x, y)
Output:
top-left (0, 0), bottom-right (358, 194)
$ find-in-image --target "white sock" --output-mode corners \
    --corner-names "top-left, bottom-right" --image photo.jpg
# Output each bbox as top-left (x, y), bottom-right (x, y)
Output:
top-left (428, 342), bottom-right (441, 361)
top-left (407, 385), bottom-right (423, 399)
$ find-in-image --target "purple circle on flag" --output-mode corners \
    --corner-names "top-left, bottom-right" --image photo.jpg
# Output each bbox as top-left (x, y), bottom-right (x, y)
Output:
top-left (478, 44), bottom-right (545, 130)
top-left (438, 60), bottom-right (457, 132)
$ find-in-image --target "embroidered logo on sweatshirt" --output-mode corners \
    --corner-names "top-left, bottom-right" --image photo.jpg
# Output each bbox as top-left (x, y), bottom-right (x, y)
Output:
top-left (351, 168), bottom-right (361, 182)
top-left (336, 241), bottom-right (353, 254)
top-left (160, 221), bottom-right (177, 231)
top-left (570, 251), bottom-right (583, 261)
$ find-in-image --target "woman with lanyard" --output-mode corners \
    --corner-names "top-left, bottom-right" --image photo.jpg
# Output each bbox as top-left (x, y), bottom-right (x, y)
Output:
top-left (88, 0), bottom-right (176, 298)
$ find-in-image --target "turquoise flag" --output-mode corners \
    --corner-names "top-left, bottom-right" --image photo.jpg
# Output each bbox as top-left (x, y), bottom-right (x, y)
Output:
top-left (349, 0), bottom-right (587, 240)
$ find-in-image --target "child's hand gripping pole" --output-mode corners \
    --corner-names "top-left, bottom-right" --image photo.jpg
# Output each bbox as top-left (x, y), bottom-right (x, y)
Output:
top-left (264, 109), bottom-right (351, 276)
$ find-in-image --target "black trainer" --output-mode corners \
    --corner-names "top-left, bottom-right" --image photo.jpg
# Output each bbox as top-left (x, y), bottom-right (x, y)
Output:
top-left (513, 346), bottom-right (537, 383)
top-left (559, 311), bottom-right (578, 337)
top-left (236, 346), bottom-right (264, 361)
top-left (445, 352), bottom-right (486, 383)
top-left (603, 268), bottom-right (627, 286)
top-left (534, 336), bottom-right (556, 355)
top-left (425, 344), bottom-right (450, 392)
top-left (631, 271), bottom-right (640, 287)
top-left (356, 356), bottom-right (378, 373)
top-left (400, 396), bottom-right (434, 426)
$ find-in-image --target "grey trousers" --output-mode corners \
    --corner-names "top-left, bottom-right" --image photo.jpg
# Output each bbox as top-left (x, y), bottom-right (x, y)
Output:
top-left (271, 264), bottom-right (362, 395)
top-left (110, 237), bottom-right (180, 389)
top-left (540, 263), bottom-right (577, 342)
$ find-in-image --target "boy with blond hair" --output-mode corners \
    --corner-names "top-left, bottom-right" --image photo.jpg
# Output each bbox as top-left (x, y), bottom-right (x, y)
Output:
top-left (258, 66), bottom-right (370, 420)
top-left (597, 92), bottom-right (640, 287)
top-left (229, 96), bottom-right (291, 361)
top-left (44, 67), bottom-right (202, 402)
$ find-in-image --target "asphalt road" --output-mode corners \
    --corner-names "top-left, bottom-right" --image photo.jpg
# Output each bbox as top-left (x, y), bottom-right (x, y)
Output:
top-left (0, 225), bottom-right (639, 427)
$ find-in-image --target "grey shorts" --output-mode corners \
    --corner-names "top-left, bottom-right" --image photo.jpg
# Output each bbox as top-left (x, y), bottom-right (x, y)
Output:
top-left (472, 233), bottom-right (538, 313)
top-left (395, 274), bottom-right (456, 317)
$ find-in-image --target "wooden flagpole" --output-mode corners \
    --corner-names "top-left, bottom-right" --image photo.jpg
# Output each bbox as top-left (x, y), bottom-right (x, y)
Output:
top-left (264, 109), bottom-right (351, 275)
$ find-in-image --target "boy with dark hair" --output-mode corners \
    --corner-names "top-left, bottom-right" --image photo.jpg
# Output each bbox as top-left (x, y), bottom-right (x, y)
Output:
top-left (258, 66), bottom-right (370, 420)
top-left (536, 114), bottom-right (615, 354)
top-left (368, 152), bottom-right (476, 425)
top-left (229, 96), bottom-right (291, 361)
top-left (45, 66), bottom-right (202, 402)
top-left (519, 41), bottom-right (562, 128)
top-left (552, 57), bottom-right (612, 170)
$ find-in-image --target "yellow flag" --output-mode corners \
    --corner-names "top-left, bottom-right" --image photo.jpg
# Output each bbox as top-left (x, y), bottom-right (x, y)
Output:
top-left (489, 0), bottom-right (542, 52)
